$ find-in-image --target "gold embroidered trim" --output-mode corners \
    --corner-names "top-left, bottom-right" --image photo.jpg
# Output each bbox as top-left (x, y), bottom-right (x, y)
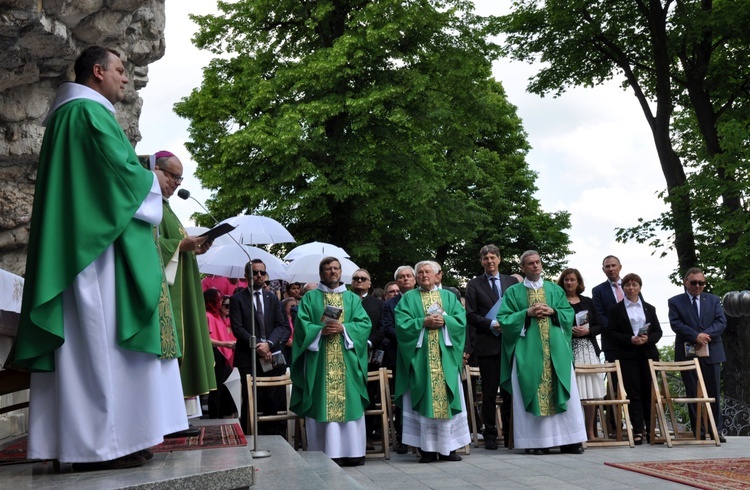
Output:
top-left (421, 290), bottom-right (449, 419)
top-left (323, 292), bottom-right (346, 422)
top-left (527, 287), bottom-right (555, 416)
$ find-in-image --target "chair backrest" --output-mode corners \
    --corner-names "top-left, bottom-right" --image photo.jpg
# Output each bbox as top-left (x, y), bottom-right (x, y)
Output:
top-left (575, 361), bottom-right (626, 400)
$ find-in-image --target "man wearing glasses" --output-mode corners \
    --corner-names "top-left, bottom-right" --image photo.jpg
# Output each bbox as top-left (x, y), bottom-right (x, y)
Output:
top-left (668, 268), bottom-right (727, 442)
top-left (155, 151), bottom-right (217, 431)
top-left (230, 259), bottom-right (290, 434)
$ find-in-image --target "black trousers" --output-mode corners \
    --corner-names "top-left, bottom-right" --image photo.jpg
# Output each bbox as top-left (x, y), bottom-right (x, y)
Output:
top-left (681, 358), bottom-right (722, 434)
top-left (477, 354), bottom-right (511, 438)
top-left (619, 352), bottom-right (653, 434)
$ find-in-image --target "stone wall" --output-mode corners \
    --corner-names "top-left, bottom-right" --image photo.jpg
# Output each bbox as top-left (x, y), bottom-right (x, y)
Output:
top-left (0, 0), bottom-right (167, 276)
top-left (0, 0), bottom-right (167, 441)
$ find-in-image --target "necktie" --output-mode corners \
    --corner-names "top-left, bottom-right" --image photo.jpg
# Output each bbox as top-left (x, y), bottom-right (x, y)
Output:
top-left (692, 295), bottom-right (700, 318)
top-left (490, 277), bottom-right (499, 300)
top-left (254, 291), bottom-right (266, 339)
top-left (614, 282), bottom-right (625, 302)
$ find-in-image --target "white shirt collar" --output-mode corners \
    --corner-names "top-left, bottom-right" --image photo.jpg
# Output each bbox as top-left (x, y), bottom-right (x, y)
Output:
top-left (317, 282), bottom-right (347, 293)
top-left (624, 297), bottom-right (641, 308)
top-left (43, 82), bottom-right (115, 126)
top-left (523, 278), bottom-right (544, 289)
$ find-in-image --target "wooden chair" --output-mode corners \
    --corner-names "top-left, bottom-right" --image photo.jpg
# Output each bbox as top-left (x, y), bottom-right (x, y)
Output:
top-left (461, 365), bottom-right (482, 448)
top-left (383, 369), bottom-right (398, 452)
top-left (575, 361), bottom-right (634, 447)
top-left (365, 368), bottom-right (391, 459)
top-left (648, 359), bottom-right (720, 447)
top-left (246, 372), bottom-right (306, 450)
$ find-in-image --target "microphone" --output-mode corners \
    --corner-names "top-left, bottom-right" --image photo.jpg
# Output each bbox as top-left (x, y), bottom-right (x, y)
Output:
top-left (177, 188), bottom-right (220, 224)
top-left (177, 188), bottom-right (250, 261)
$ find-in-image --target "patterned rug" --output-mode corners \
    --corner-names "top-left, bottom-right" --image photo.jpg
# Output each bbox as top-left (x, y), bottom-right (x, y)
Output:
top-left (0, 423), bottom-right (246, 464)
top-left (605, 458), bottom-right (750, 489)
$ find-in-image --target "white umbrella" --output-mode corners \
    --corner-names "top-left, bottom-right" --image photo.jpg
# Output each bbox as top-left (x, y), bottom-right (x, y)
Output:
top-left (197, 244), bottom-right (290, 281)
top-left (284, 254), bottom-right (360, 284)
top-left (219, 215), bottom-right (295, 245)
top-left (283, 241), bottom-right (350, 261)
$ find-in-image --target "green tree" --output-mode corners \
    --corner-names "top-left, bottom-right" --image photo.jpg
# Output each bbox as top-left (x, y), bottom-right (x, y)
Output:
top-left (499, 0), bottom-right (750, 413)
top-left (175, 0), bottom-right (570, 286)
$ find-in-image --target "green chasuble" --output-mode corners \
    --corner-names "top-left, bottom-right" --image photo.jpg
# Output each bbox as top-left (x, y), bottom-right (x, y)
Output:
top-left (290, 289), bottom-right (371, 422)
top-left (158, 201), bottom-right (217, 397)
top-left (498, 281), bottom-right (575, 416)
top-left (394, 288), bottom-right (466, 419)
top-left (7, 98), bottom-right (164, 372)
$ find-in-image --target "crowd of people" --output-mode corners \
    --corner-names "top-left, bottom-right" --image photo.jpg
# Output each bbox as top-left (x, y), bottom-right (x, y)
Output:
top-left (6, 45), bottom-right (727, 473)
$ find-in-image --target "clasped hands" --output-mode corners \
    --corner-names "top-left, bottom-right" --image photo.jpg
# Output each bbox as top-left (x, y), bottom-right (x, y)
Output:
top-left (572, 323), bottom-right (590, 337)
top-left (423, 314), bottom-right (445, 329)
top-left (526, 303), bottom-right (554, 319)
top-left (696, 332), bottom-right (711, 346)
top-left (322, 320), bottom-right (344, 336)
top-left (255, 341), bottom-right (272, 361)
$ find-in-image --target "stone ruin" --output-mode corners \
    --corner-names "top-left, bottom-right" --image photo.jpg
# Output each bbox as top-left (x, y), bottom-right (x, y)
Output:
top-left (0, 0), bottom-right (167, 276)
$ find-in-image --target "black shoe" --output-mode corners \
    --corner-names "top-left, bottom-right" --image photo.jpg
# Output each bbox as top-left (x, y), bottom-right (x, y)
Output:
top-left (418, 450), bottom-right (438, 463)
top-left (138, 449), bottom-right (154, 461)
top-left (72, 454), bottom-right (146, 472)
top-left (718, 434), bottom-right (727, 443)
top-left (484, 436), bottom-right (498, 450)
top-left (165, 427), bottom-right (201, 438)
top-left (531, 448), bottom-right (550, 455)
top-left (395, 441), bottom-right (408, 454)
top-left (439, 451), bottom-right (462, 462)
top-left (560, 443), bottom-right (584, 454)
top-left (343, 456), bottom-right (365, 466)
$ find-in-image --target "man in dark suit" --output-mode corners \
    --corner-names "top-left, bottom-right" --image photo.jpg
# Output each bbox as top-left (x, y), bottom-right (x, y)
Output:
top-left (380, 265), bottom-right (416, 453)
top-left (230, 259), bottom-right (291, 434)
top-left (351, 268), bottom-right (385, 447)
top-left (465, 244), bottom-right (518, 449)
top-left (668, 267), bottom-right (727, 442)
top-left (592, 255), bottom-right (626, 362)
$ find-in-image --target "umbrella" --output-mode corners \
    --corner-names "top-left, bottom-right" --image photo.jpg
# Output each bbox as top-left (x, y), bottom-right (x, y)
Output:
top-left (218, 215), bottom-right (294, 245)
top-left (197, 244), bottom-right (290, 281)
top-left (283, 241), bottom-right (350, 261)
top-left (284, 253), bottom-right (360, 284)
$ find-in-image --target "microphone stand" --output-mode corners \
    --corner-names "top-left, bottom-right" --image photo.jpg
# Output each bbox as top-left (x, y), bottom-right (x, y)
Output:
top-left (180, 189), bottom-right (268, 456)
top-left (249, 287), bottom-right (271, 458)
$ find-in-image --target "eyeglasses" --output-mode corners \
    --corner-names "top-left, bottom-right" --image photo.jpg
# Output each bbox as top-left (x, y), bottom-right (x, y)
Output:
top-left (352, 276), bottom-right (369, 282)
top-left (252, 270), bottom-right (267, 276)
top-left (160, 168), bottom-right (184, 183)
top-left (689, 280), bottom-right (707, 286)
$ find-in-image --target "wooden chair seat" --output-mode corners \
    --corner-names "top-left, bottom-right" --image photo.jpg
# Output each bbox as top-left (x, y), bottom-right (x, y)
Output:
top-left (575, 360), bottom-right (634, 447)
top-left (648, 359), bottom-right (719, 447)
top-left (246, 372), bottom-right (306, 450)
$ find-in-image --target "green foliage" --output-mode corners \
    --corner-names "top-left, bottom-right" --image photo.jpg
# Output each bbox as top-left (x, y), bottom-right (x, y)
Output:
top-left (176, 0), bottom-right (571, 286)
top-left (499, 0), bottom-right (750, 295)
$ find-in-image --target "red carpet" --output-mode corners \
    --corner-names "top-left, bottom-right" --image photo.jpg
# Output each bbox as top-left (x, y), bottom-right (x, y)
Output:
top-left (605, 458), bottom-right (750, 489)
top-left (0, 423), bottom-right (246, 464)
top-left (151, 423), bottom-right (247, 453)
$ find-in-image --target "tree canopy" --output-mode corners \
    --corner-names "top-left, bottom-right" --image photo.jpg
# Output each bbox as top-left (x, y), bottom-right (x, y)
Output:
top-left (498, 0), bottom-right (750, 413)
top-left (175, 0), bottom-right (571, 285)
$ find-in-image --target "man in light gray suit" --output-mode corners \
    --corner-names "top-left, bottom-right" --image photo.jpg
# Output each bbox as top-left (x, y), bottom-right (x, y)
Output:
top-left (668, 267), bottom-right (727, 442)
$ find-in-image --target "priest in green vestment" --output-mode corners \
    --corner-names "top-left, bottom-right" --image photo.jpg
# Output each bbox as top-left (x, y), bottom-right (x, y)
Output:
top-left (394, 260), bottom-right (471, 463)
top-left (290, 257), bottom-right (371, 466)
top-left (154, 152), bottom-right (217, 413)
top-left (5, 46), bottom-right (188, 469)
top-left (498, 250), bottom-right (587, 454)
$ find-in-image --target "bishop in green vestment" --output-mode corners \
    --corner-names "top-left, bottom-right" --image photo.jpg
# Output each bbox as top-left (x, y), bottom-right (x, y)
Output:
top-left (154, 152), bottom-right (217, 403)
top-left (498, 251), bottom-right (586, 453)
top-left (290, 257), bottom-right (371, 464)
top-left (394, 261), bottom-right (470, 463)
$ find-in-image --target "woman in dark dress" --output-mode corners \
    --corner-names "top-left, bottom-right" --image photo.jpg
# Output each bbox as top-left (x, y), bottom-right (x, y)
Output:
top-left (557, 268), bottom-right (604, 440)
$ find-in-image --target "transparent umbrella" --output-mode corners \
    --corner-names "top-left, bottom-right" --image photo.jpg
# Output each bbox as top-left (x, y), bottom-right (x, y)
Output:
top-left (284, 254), bottom-right (359, 284)
top-left (197, 244), bottom-right (290, 281)
top-left (218, 215), bottom-right (294, 245)
top-left (283, 241), bottom-right (350, 261)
